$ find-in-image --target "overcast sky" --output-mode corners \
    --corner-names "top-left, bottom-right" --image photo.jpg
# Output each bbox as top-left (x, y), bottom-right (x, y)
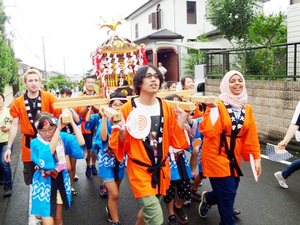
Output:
top-left (3, 0), bottom-right (290, 76)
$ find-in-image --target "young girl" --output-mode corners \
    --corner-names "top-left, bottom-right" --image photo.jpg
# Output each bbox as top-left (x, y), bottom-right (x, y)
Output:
top-left (165, 81), bottom-right (177, 91)
top-left (93, 92), bottom-right (127, 225)
top-left (30, 111), bottom-right (85, 225)
top-left (60, 87), bottom-right (82, 196)
top-left (163, 94), bottom-right (193, 225)
top-left (85, 103), bottom-right (108, 198)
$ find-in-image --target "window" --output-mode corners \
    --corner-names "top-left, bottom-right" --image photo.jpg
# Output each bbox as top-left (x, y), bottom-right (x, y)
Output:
top-left (187, 1), bottom-right (197, 24)
top-left (135, 23), bottom-right (138, 39)
top-left (148, 4), bottom-right (162, 30)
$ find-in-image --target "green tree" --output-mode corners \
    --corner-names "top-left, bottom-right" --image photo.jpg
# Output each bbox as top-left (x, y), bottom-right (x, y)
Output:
top-left (0, 2), bottom-right (7, 38)
top-left (47, 75), bottom-right (69, 91)
top-left (206, 0), bottom-right (256, 73)
top-left (246, 13), bottom-right (287, 76)
top-left (207, 0), bottom-right (255, 48)
top-left (249, 12), bottom-right (287, 46)
top-left (0, 39), bottom-right (18, 93)
top-left (0, 2), bottom-right (18, 93)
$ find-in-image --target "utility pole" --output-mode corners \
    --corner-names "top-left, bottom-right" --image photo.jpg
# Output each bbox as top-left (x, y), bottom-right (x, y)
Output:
top-left (42, 37), bottom-right (47, 83)
top-left (63, 57), bottom-right (66, 76)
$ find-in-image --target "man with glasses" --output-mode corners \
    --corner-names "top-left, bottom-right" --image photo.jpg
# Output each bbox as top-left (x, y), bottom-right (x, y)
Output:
top-left (109, 65), bottom-right (190, 225)
top-left (4, 69), bottom-right (60, 186)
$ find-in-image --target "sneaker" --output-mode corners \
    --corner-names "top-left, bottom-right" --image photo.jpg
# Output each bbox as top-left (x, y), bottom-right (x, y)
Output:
top-left (174, 204), bottom-right (188, 225)
top-left (168, 214), bottom-right (178, 225)
top-left (183, 199), bottom-right (191, 207)
top-left (100, 185), bottom-right (108, 198)
top-left (71, 185), bottom-right (78, 195)
top-left (274, 171), bottom-right (288, 189)
top-left (74, 174), bottom-right (79, 181)
top-left (91, 165), bottom-right (98, 175)
top-left (191, 189), bottom-right (201, 202)
top-left (233, 208), bottom-right (241, 216)
top-left (112, 222), bottom-right (121, 225)
top-left (85, 166), bottom-right (91, 177)
top-left (3, 186), bottom-right (12, 197)
top-left (106, 206), bottom-right (113, 222)
top-left (198, 191), bottom-right (210, 218)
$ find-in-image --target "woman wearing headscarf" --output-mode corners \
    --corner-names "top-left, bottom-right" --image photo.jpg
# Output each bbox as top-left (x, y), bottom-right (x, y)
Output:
top-left (198, 70), bottom-right (262, 225)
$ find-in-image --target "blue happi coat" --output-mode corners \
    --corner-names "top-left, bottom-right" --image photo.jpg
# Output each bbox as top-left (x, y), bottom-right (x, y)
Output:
top-left (30, 132), bottom-right (84, 217)
top-left (84, 113), bottom-right (100, 153)
top-left (190, 118), bottom-right (204, 174)
top-left (168, 149), bottom-right (193, 181)
top-left (86, 117), bottom-right (126, 180)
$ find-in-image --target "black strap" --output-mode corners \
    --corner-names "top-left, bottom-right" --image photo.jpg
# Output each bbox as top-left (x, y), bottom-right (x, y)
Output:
top-left (25, 134), bottom-right (36, 148)
top-left (50, 172), bottom-right (69, 217)
top-left (114, 159), bottom-right (120, 180)
top-left (176, 154), bottom-right (190, 180)
top-left (129, 156), bottom-right (166, 190)
top-left (219, 101), bottom-right (245, 176)
top-left (23, 91), bottom-right (41, 144)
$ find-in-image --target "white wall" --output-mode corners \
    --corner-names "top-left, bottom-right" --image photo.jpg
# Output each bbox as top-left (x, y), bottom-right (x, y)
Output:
top-left (287, 3), bottom-right (300, 43)
top-left (128, 0), bottom-right (214, 41)
top-left (287, 3), bottom-right (300, 76)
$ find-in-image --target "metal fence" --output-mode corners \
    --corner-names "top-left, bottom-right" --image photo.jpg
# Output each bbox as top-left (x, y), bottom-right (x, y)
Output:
top-left (205, 42), bottom-right (300, 80)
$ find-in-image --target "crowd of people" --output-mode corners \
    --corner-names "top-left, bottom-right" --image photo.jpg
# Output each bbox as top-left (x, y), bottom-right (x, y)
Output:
top-left (0, 64), bottom-right (298, 225)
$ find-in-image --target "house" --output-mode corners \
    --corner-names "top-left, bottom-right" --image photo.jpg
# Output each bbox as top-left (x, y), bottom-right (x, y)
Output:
top-left (287, 0), bottom-right (300, 76)
top-left (125, 0), bottom-right (269, 83)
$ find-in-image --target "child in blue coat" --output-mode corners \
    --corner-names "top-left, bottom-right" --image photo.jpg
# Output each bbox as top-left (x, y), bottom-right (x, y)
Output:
top-left (30, 111), bottom-right (85, 224)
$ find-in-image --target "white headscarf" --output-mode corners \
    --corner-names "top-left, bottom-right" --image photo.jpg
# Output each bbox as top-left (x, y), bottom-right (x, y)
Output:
top-left (219, 70), bottom-right (248, 110)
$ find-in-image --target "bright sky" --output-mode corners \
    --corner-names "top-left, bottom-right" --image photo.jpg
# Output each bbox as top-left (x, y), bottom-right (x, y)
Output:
top-left (3, 0), bottom-right (148, 76)
top-left (3, 0), bottom-right (290, 76)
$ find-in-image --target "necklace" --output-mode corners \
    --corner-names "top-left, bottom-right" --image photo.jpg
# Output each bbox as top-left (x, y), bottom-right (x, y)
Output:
top-left (29, 97), bottom-right (38, 108)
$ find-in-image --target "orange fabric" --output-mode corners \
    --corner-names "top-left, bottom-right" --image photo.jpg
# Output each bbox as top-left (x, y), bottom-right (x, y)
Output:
top-left (199, 100), bottom-right (261, 178)
top-left (192, 102), bottom-right (204, 119)
top-left (109, 99), bottom-right (189, 198)
top-left (9, 91), bottom-right (59, 162)
top-left (194, 138), bottom-right (200, 147)
top-left (77, 92), bottom-right (99, 134)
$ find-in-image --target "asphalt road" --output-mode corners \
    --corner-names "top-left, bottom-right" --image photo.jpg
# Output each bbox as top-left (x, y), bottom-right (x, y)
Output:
top-left (1, 132), bottom-right (300, 225)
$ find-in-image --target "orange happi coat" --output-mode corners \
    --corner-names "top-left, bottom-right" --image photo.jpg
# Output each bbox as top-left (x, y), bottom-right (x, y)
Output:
top-left (199, 100), bottom-right (261, 178)
top-left (9, 91), bottom-right (59, 162)
top-left (109, 99), bottom-right (189, 198)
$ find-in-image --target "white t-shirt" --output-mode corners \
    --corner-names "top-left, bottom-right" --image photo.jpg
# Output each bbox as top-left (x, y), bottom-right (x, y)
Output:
top-left (0, 107), bottom-right (12, 143)
top-left (291, 101), bottom-right (300, 142)
top-left (134, 99), bottom-right (160, 116)
top-left (134, 99), bottom-right (161, 162)
top-left (158, 66), bottom-right (167, 75)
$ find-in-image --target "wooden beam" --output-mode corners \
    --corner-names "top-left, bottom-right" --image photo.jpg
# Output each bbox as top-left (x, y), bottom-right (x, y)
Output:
top-left (189, 96), bottom-right (219, 104)
top-left (164, 100), bottom-right (196, 111)
top-left (53, 98), bottom-right (110, 109)
top-left (102, 105), bottom-right (122, 121)
top-left (157, 89), bottom-right (195, 98)
top-left (127, 89), bottom-right (195, 100)
top-left (57, 95), bottom-right (100, 102)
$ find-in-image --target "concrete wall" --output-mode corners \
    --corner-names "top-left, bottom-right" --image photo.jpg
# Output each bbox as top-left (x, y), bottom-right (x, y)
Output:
top-left (205, 79), bottom-right (300, 146)
top-left (3, 85), bottom-right (14, 107)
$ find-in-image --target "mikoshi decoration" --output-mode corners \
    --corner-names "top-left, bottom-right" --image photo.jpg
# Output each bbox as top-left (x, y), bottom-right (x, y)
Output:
top-left (91, 18), bottom-right (148, 97)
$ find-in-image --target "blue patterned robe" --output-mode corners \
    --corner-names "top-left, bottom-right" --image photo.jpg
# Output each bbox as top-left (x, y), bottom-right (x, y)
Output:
top-left (93, 119), bottom-right (126, 180)
top-left (190, 118), bottom-right (204, 174)
top-left (30, 132), bottom-right (84, 217)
